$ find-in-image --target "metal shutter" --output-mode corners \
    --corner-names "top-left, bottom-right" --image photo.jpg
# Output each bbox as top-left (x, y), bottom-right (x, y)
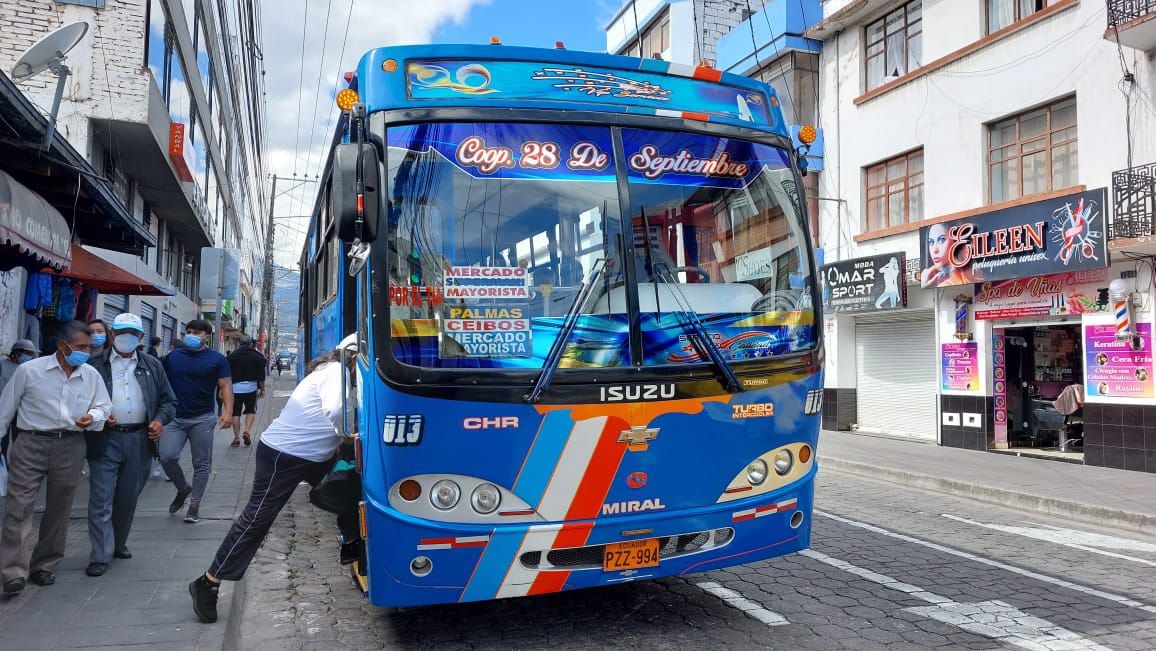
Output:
top-left (854, 316), bottom-right (937, 441)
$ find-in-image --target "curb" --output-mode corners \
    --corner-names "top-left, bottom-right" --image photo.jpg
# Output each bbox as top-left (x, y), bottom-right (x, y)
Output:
top-left (819, 455), bottom-right (1156, 537)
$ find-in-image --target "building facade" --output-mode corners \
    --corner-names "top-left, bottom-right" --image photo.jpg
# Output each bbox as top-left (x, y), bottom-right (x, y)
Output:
top-left (806, 0), bottom-right (1156, 473)
top-left (0, 0), bottom-right (267, 352)
top-left (605, 0), bottom-right (773, 67)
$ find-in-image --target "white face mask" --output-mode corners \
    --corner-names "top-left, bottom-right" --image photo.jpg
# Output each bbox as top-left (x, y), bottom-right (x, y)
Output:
top-left (113, 333), bottom-right (141, 354)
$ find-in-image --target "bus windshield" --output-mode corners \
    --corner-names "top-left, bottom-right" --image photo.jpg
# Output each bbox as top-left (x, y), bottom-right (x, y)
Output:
top-left (382, 122), bottom-right (815, 372)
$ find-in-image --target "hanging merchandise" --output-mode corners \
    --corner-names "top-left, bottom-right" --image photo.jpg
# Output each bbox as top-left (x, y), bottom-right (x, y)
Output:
top-left (54, 277), bottom-right (76, 321)
top-left (23, 272), bottom-right (54, 311)
top-left (76, 284), bottom-right (98, 322)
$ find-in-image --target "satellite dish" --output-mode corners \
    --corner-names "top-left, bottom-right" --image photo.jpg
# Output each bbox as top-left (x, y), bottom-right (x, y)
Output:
top-left (12, 22), bottom-right (88, 81)
top-left (11, 22), bottom-right (88, 151)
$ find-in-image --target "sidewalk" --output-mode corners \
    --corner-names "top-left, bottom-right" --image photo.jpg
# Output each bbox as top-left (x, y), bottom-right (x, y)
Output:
top-left (0, 372), bottom-right (297, 650)
top-left (819, 430), bottom-right (1156, 536)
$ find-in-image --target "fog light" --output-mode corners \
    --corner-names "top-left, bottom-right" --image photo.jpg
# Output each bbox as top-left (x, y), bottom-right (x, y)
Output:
top-left (430, 480), bottom-right (461, 510)
top-left (470, 483), bottom-right (501, 514)
top-left (410, 555), bottom-right (432, 577)
top-left (398, 479), bottom-right (421, 501)
top-left (746, 459), bottom-right (768, 485)
top-left (773, 449), bottom-right (793, 475)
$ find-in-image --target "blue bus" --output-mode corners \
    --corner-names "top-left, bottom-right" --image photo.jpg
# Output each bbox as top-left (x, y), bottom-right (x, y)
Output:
top-left (298, 43), bottom-right (823, 607)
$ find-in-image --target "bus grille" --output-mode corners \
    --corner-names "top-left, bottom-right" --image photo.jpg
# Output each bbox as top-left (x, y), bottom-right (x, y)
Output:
top-left (519, 528), bottom-right (735, 570)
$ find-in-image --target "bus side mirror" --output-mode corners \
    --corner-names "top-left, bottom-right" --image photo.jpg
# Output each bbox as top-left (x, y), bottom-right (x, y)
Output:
top-left (332, 143), bottom-right (380, 243)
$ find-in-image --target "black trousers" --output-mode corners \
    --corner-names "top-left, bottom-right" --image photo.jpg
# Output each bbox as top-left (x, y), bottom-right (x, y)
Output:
top-left (209, 441), bottom-right (357, 581)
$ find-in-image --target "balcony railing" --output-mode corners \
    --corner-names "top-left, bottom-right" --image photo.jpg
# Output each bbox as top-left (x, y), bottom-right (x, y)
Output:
top-left (1108, 0), bottom-right (1156, 26)
top-left (1109, 162), bottom-right (1156, 240)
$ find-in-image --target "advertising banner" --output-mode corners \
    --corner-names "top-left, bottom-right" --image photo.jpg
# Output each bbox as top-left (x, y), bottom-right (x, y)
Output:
top-left (821, 252), bottom-right (907, 313)
top-left (973, 268), bottom-right (1110, 320)
top-left (942, 342), bottom-right (980, 392)
top-left (918, 188), bottom-right (1107, 289)
top-left (1085, 323), bottom-right (1153, 399)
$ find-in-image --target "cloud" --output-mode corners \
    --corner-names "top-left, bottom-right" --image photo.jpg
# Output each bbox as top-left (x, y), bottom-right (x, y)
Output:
top-left (264, 0), bottom-right (489, 265)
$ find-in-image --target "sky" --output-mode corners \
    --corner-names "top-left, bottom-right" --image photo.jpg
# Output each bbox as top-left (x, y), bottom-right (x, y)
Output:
top-left (264, 0), bottom-right (619, 266)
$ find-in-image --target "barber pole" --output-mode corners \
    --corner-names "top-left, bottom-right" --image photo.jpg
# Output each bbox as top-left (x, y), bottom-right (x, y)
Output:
top-left (1109, 279), bottom-right (1133, 341)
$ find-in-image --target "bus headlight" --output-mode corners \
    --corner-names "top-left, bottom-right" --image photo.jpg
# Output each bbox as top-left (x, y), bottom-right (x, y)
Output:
top-left (430, 480), bottom-right (461, 510)
top-left (746, 459), bottom-right (768, 485)
top-left (470, 483), bottom-right (501, 514)
top-left (773, 449), bottom-right (793, 475)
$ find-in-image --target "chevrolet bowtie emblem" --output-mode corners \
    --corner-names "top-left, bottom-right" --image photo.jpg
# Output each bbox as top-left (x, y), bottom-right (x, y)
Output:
top-left (618, 425), bottom-right (659, 451)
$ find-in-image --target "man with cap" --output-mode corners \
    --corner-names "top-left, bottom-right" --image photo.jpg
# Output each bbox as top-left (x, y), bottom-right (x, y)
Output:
top-left (85, 313), bottom-right (177, 577)
top-left (190, 334), bottom-right (360, 624)
top-left (0, 339), bottom-right (38, 396)
top-left (226, 334), bottom-right (267, 447)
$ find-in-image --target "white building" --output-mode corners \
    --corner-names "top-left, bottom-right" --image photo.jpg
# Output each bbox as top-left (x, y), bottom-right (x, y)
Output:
top-left (0, 0), bottom-right (268, 352)
top-left (605, 0), bottom-right (772, 66)
top-left (809, 0), bottom-right (1156, 472)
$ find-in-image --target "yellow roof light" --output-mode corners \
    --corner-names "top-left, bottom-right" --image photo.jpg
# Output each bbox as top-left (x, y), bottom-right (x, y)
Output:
top-left (382, 58), bottom-right (398, 73)
top-left (336, 88), bottom-right (359, 112)
top-left (490, 36), bottom-right (501, 45)
top-left (798, 124), bottom-right (817, 145)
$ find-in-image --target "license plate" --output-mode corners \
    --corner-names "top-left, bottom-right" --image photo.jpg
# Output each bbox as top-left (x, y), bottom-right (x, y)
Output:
top-left (602, 539), bottom-right (660, 571)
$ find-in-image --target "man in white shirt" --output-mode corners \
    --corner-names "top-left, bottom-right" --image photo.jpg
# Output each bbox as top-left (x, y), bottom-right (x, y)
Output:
top-left (190, 335), bottom-right (358, 624)
top-left (0, 321), bottom-right (112, 595)
top-left (85, 313), bottom-right (177, 577)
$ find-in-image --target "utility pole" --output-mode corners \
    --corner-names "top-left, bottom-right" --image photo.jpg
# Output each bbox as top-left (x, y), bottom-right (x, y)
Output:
top-left (259, 174), bottom-right (278, 355)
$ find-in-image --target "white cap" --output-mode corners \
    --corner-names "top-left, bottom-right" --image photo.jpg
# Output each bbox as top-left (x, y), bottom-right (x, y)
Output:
top-left (338, 333), bottom-right (358, 352)
top-left (112, 313), bottom-right (144, 333)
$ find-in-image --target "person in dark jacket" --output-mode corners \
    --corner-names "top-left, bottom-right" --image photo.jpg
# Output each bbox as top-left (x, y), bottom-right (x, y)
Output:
top-left (226, 334), bottom-right (266, 447)
top-left (148, 337), bottom-right (162, 358)
top-left (85, 313), bottom-right (177, 577)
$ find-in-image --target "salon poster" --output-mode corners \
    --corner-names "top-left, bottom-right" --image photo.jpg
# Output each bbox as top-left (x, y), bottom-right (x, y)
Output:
top-left (942, 342), bottom-right (979, 391)
top-left (918, 188), bottom-right (1108, 289)
top-left (1085, 323), bottom-right (1153, 399)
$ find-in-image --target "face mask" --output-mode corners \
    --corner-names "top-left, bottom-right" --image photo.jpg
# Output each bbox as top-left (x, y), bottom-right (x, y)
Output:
top-left (17, 354), bottom-right (33, 364)
top-left (92, 333), bottom-right (107, 347)
top-left (183, 334), bottom-right (206, 349)
top-left (63, 344), bottom-right (90, 367)
top-left (114, 334), bottom-right (141, 354)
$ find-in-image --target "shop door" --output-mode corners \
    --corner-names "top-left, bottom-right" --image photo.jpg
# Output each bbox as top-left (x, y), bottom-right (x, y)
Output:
top-left (855, 316), bottom-right (937, 441)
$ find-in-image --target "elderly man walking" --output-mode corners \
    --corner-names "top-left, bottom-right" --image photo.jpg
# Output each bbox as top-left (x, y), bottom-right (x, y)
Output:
top-left (85, 313), bottom-right (177, 577)
top-left (0, 321), bottom-right (111, 595)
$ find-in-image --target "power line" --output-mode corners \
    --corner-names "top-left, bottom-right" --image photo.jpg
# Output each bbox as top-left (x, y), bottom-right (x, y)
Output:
top-left (290, 0), bottom-right (310, 178)
top-left (302, 0), bottom-right (335, 180)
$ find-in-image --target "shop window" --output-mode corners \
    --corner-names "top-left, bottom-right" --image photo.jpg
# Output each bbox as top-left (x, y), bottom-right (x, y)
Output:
top-left (987, 0), bottom-right (1054, 34)
top-left (988, 97), bottom-right (1077, 204)
top-left (618, 7), bottom-right (670, 59)
top-left (865, 1), bottom-right (922, 90)
top-left (864, 149), bottom-right (924, 232)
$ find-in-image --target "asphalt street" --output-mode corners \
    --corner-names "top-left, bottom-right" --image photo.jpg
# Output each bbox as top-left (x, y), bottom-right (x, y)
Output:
top-left (238, 468), bottom-right (1156, 650)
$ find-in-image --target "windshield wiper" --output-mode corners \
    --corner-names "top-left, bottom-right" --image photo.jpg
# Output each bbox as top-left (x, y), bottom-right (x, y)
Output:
top-left (525, 258), bottom-right (609, 403)
top-left (653, 261), bottom-right (744, 394)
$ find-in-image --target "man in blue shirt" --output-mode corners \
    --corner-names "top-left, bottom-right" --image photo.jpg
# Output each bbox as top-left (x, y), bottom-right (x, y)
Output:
top-left (160, 320), bottom-right (233, 523)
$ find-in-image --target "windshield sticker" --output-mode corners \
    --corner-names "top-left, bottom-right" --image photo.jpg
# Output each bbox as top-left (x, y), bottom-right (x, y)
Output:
top-left (444, 266), bottom-right (530, 300)
top-left (389, 286), bottom-right (445, 307)
top-left (621, 129), bottom-right (790, 189)
top-left (441, 318), bottom-right (532, 358)
top-left (531, 67), bottom-right (671, 101)
top-left (388, 123), bottom-right (617, 182)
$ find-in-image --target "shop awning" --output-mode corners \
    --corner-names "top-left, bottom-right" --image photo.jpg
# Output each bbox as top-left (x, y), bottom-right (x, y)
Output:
top-left (0, 168), bottom-right (71, 269)
top-left (56, 245), bottom-right (175, 296)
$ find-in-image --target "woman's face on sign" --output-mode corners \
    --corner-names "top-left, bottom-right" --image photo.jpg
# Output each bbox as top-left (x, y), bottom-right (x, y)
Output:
top-left (927, 224), bottom-right (949, 265)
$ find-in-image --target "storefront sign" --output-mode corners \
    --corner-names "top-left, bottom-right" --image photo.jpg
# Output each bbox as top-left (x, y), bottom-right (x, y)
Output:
top-left (941, 341), bottom-right (979, 391)
top-left (918, 188), bottom-right (1107, 289)
top-left (973, 269), bottom-right (1110, 320)
top-left (1085, 323), bottom-right (1153, 399)
top-left (168, 123), bottom-right (194, 183)
top-left (0, 169), bottom-right (71, 268)
top-left (992, 333), bottom-right (1008, 446)
top-left (821, 252), bottom-right (907, 313)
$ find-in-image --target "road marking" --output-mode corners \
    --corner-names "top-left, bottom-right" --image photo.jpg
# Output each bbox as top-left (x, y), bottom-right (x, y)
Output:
top-left (273, 390), bottom-right (294, 398)
top-left (696, 581), bottom-right (789, 626)
top-left (942, 513), bottom-right (1156, 567)
top-left (816, 509), bottom-right (1156, 615)
top-left (800, 550), bottom-right (1110, 650)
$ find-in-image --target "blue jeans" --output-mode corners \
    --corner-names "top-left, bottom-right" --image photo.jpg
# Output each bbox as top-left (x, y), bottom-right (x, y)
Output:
top-left (159, 413), bottom-right (216, 503)
top-left (88, 428), bottom-right (147, 563)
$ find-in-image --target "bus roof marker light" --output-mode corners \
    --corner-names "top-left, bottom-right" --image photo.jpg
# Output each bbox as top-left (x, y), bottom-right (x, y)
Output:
top-left (490, 36), bottom-right (501, 45)
top-left (555, 41), bottom-right (565, 49)
top-left (798, 125), bottom-right (818, 145)
top-left (336, 88), bottom-right (359, 112)
top-left (382, 59), bottom-right (398, 73)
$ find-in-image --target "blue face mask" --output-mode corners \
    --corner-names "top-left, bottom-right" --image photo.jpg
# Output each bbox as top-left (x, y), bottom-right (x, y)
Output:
top-left (92, 333), bottom-right (107, 347)
top-left (17, 354), bottom-right (33, 364)
top-left (114, 333), bottom-right (141, 354)
top-left (63, 344), bottom-right (90, 367)
top-left (183, 334), bottom-right (205, 349)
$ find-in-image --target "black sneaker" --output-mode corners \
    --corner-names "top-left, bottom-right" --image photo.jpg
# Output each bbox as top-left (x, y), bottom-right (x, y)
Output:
top-left (114, 548), bottom-right (132, 559)
top-left (85, 563), bottom-right (109, 577)
top-left (28, 570), bottom-right (54, 586)
top-left (3, 578), bottom-right (25, 594)
top-left (189, 575), bottom-right (219, 623)
top-left (340, 539), bottom-right (361, 565)
top-left (170, 487), bottom-right (192, 515)
top-left (184, 503), bottom-right (200, 524)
